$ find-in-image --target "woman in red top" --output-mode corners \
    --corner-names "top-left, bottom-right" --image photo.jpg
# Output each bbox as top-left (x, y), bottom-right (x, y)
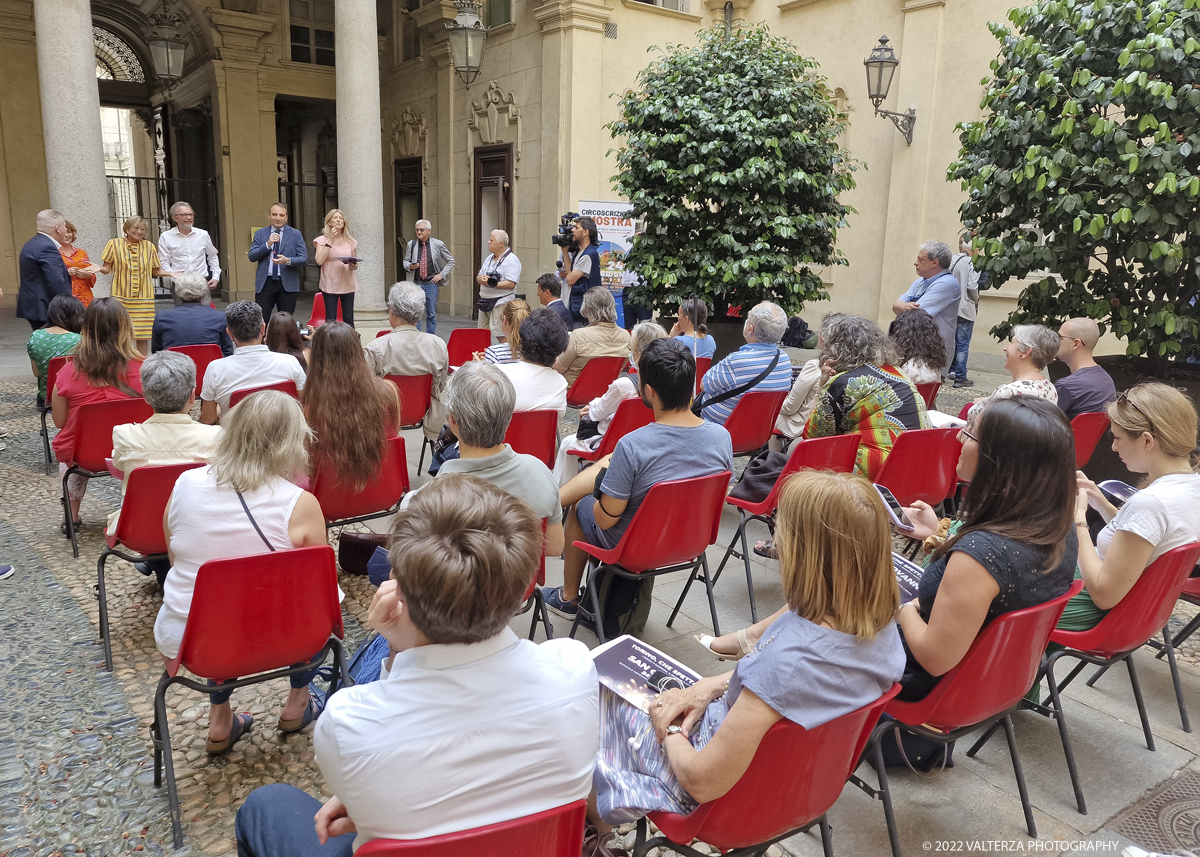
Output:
top-left (52, 297), bottom-right (144, 531)
top-left (302, 321), bottom-right (399, 489)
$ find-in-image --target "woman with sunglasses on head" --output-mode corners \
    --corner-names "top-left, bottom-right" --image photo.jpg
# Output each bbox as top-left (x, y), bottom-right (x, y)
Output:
top-left (1062, 382), bottom-right (1200, 632)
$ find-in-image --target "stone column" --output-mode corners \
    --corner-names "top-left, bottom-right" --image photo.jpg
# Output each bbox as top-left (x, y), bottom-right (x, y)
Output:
top-left (335, 0), bottom-right (388, 337)
top-left (34, 0), bottom-right (111, 294)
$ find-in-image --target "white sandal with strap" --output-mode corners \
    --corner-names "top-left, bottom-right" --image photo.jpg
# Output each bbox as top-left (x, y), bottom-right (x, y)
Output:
top-left (694, 628), bottom-right (754, 661)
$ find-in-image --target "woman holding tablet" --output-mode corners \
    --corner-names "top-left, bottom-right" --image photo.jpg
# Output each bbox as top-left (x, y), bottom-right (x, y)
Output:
top-left (313, 209), bottom-right (359, 327)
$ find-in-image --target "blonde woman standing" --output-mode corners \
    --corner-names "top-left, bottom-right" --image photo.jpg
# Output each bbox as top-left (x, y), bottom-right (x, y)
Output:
top-left (99, 216), bottom-right (176, 354)
top-left (313, 209), bottom-right (359, 327)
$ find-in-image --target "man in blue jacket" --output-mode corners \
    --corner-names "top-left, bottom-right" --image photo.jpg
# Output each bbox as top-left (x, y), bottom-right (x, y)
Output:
top-left (557, 216), bottom-right (603, 329)
top-left (892, 240), bottom-right (962, 375)
top-left (248, 203), bottom-right (307, 319)
top-left (17, 209), bottom-right (72, 330)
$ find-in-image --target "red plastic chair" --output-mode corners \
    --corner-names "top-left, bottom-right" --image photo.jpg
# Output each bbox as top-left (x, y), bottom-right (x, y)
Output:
top-left (872, 427), bottom-right (962, 508)
top-left (694, 355), bottom-right (712, 395)
top-left (40, 354), bottom-right (72, 474)
top-left (855, 580), bottom-right (1083, 857)
top-left (307, 296), bottom-right (343, 328)
top-left (958, 401), bottom-right (974, 421)
top-left (310, 436), bottom-right (410, 527)
top-left (566, 397), bottom-right (654, 466)
top-left (1071, 411), bottom-right (1110, 469)
top-left (227, 379), bottom-right (300, 408)
top-left (152, 545), bottom-right (348, 849)
top-left (504, 409), bottom-right (559, 468)
top-left (565, 356), bottom-right (628, 408)
top-left (376, 329), bottom-right (390, 338)
top-left (1038, 543), bottom-right (1200, 815)
top-left (515, 521), bottom-right (554, 641)
top-left (915, 382), bottom-right (941, 411)
top-left (722, 389), bottom-right (789, 457)
top-left (570, 471), bottom-right (732, 643)
top-left (636, 685), bottom-right (901, 857)
top-left (59, 397), bottom-right (155, 557)
top-left (357, 800), bottom-right (586, 856)
top-left (384, 374), bottom-right (436, 472)
top-left (709, 435), bottom-right (862, 623)
top-left (96, 462), bottom-right (204, 671)
top-left (447, 328), bottom-right (493, 371)
top-left (167, 344), bottom-right (224, 397)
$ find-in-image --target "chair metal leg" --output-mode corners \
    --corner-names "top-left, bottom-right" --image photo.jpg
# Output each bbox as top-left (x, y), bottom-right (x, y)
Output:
top-left (539, 588), bottom-right (554, 640)
top-left (1160, 626), bottom-right (1191, 732)
top-left (1045, 652), bottom-right (1087, 815)
top-left (40, 409), bottom-right (52, 475)
top-left (871, 728), bottom-right (904, 857)
top-left (1085, 664), bottom-right (1109, 687)
top-left (328, 637), bottom-right (349, 695)
top-left (709, 517), bottom-right (744, 588)
top-left (152, 674), bottom-right (185, 849)
top-left (1001, 714), bottom-right (1037, 838)
top-left (97, 551), bottom-right (113, 671)
top-left (698, 554), bottom-right (722, 637)
top-left (667, 565), bottom-right (702, 627)
top-left (62, 467), bottom-right (81, 558)
top-left (418, 436), bottom-right (431, 475)
top-left (966, 721), bottom-right (1001, 757)
top-left (818, 813), bottom-right (834, 857)
top-left (1124, 653), bottom-right (1155, 751)
top-left (1166, 610), bottom-right (1200, 654)
top-left (737, 515), bottom-right (759, 624)
top-left (571, 563), bottom-right (608, 643)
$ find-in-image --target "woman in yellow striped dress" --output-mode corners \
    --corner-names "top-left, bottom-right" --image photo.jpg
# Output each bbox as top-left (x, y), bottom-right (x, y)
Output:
top-left (98, 216), bottom-right (176, 354)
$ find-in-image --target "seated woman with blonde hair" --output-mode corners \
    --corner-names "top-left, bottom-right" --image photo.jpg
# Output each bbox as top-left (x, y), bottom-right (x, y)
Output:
top-left (480, 299), bottom-right (530, 364)
top-left (155, 390), bottom-right (329, 753)
top-left (587, 470), bottom-right (904, 846)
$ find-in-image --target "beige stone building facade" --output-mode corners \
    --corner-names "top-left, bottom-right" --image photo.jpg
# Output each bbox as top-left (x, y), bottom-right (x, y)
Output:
top-left (1, 0), bottom-right (1065, 353)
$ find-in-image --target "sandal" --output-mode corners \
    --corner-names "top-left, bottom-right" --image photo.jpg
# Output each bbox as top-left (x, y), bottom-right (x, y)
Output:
top-left (206, 712), bottom-right (253, 755)
top-left (582, 826), bottom-right (629, 857)
top-left (60, 518), bottom-right (82, 536)
top-left (752, 539), bottom-right (777, 559)
top-left (278, 695), bottom-right (320, 733)
top-left (694, 628), bottom-right (755, 661)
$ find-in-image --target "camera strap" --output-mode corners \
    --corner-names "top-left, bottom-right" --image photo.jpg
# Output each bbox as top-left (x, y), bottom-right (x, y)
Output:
top-left (690, 348), bottom-right (782, 416)
top-left (486, 249), bottom-right (512, 275)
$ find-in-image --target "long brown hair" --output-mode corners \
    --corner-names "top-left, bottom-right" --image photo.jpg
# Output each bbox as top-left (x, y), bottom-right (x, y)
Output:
top-left (303, 321), bottom-right (400, 487)
top-left (266, 312), bottom-right (307, 369)
top-left (73, 297), bottom-right (141, 394)
top-left (934, 396), bottom-right (1075, 570)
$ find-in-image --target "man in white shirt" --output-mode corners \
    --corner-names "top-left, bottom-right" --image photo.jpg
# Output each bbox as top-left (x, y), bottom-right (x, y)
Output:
top-left (156, 201), bottom-right (221, 306)
top-left (233, 475), bottom-right (599, 856)
top-left (475, 228), bottom-right (522, 343)
top-left (199, 301), bottom-right (306, 424)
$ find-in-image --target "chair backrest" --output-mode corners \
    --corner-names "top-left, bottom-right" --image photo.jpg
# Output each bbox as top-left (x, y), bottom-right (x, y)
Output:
top-left (307, 297), bottom-right (343, 328)
top-left (958, 401), bottom-right (973, 421)
top-left (447, 328), bottom-right (493, 368)
top-left (1063, 543), bottom-right (1200, 657)
top-left (114, 462), bottom-right (205, 555)
top-left (68, 397), bottom-right (156, 472)
top-left (173, 544), bottom-right (344, 679)
top-left (662, 685), bottom-right (901, 849)
top-left (694, 356), bottom-right (712, 395)
top-left (168, 344), bottom-right (224, 397)
top-left (384, 374), bottom-right (434, 428)
top-left (310, 436), bottom-right (410, 524)
top-left (916, 382), bottom-right (941, 411)
top-left (723, 389), bottom-right (790, 456)
top-left (357, 800), bottom-right (587, 856)
top-left (227, 380), bottom-right (300, 408)
top-left (901, 580), bottom-right (1084, 730)
top-left (1071, 411), bottom-right (1110, 469)
top-left (590, 397), bottom-right (654, 459)
top-left (606, 471), bottom-right (731, 573)
top-left (504, 410), bottom-right (558, 468)
top-left (565, 356), bottom-right (627, 408)
top-left (47, 355), bottom-right (71, 399)
top-left (873, 427), bottom-right (961, 507)
top-left (751, 435), bottom-right (863, 515)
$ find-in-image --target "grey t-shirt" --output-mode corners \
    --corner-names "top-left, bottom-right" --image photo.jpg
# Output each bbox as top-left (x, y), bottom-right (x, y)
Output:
top-left (406, 446), bottom-right (563, 525)
top-left (1054, 365), bottom-right (1116, 420)
top-left (600, 421), bottom-right (733, 542)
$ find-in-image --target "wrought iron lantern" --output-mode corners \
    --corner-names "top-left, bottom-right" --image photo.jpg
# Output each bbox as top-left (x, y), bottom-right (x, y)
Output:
top-left (864, 36), bottom-right (916, 145)
top-left (146, 0), bottom-right (187, 83)
top-left (445, 0), bottom-right (489, 86)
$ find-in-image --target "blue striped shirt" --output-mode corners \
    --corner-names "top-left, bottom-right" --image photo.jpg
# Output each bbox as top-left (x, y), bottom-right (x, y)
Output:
top-left (700, 342), bottom-right (793, 425)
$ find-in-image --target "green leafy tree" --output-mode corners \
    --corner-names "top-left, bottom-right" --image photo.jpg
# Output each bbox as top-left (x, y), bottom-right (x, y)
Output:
top-left (608, 24), bottom-right (856, 316)
top-left (949, 0), bottom-right (1200, 367)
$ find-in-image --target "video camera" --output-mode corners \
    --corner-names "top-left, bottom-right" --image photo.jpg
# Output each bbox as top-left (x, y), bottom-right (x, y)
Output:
top-left (550, 212), bottom-right (580, 248)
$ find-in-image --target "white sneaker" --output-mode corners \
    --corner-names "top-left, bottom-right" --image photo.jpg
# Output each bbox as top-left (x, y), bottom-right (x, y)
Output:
top-left (0, 565), bottom-right (14, 580)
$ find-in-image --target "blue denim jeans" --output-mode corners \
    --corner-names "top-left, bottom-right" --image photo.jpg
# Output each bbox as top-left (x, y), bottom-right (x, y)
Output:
top-left (207, 659), bottom-right (322, 705)
top-left (950, 318), bottom-right (973, 380)
top-left (235, 783), bottom-right (355, 857)
top-left (417, 280), bottom-right (439, 335)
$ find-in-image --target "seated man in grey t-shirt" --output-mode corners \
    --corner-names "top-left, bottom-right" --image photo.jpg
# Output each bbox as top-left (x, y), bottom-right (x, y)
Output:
top-left (402, 361), bottom-right (564, 557)
top-left (544, 338), bottom-right (734, 620)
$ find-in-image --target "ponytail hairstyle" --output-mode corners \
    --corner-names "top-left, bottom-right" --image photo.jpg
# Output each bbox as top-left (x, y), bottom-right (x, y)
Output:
top-left (1109, 382), bottom-right (1200, 472)
top-left (500, 299), bottom-right (531, 354)
top-left (680, 296), bottom-right (709, 338)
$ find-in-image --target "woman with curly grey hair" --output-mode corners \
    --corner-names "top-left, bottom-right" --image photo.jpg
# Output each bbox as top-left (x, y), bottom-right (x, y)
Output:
top-left (968, 323), bottom-right (1060, 420)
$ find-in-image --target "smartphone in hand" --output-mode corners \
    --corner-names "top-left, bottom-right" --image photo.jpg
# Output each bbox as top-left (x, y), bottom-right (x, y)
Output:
top-left (875, 484), bottom-right (916, 533)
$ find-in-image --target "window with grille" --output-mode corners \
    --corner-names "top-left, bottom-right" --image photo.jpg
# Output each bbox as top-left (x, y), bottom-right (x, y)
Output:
top-left (290, 0), bottom-right (335, 66)
top-left (482, 0), bottom-right (511, 28)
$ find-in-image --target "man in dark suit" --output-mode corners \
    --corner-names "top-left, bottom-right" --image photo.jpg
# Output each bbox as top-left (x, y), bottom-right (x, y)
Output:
top-left (247, 202), bottom-right (307, 319)
top-left (17, 209), bottom-right (72, 330)
top-left (536, 273), bottom-right (574, 329)
top-left (151, 272), bottom-right (235, 356)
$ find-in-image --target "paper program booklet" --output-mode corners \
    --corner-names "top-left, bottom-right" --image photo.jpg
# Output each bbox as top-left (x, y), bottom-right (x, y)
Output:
top-left (591, 635), bottom-right (701, 713)
top-left (892, 551), bottom-right (924, 603)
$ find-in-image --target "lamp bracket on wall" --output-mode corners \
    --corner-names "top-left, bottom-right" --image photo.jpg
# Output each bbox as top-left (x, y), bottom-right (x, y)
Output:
top-left (875, 106), bottom-right (915, 145)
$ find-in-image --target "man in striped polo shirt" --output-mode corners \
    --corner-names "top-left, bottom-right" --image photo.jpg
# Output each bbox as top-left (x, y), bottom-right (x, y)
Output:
top-left (699, 301), bottom-right (793, 425)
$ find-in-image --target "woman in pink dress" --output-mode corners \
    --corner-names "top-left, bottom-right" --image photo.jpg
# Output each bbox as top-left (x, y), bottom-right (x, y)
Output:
top-left (312, 209), bottom-right (359, 327)
top-left (60, 220), bottom-right (97, 308)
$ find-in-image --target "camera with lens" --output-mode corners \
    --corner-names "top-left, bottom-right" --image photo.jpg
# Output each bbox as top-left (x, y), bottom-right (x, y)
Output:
top-left (486, 273), bottom-right (500, 288)
top-left (550, 211), bottom-right (580, 247)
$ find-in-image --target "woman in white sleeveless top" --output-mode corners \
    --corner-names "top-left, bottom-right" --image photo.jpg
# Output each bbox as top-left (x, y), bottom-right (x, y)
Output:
top-left (154, 390), bottom-right (327, 754)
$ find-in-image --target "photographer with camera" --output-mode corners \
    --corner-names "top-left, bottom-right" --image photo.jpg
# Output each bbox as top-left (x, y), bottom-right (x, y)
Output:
top-left (475, 229), bottom-right (522, 344)
top-left (555, 215), bottom-right (602, 329)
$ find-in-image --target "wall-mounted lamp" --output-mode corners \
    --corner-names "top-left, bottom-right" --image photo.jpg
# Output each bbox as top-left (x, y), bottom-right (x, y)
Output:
top-left (445, 0), bottom-right (489, 86)
top-left (145, 0), bottom-right (187, 88)
top-left (864, 36), bottom-right (916, 145)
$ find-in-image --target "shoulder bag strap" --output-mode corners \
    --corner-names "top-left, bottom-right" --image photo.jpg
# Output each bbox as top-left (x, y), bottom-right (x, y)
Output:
top-left (691, 348), bottom-right (782, 416)
top-left (237, 491), bottom-right (277, 552)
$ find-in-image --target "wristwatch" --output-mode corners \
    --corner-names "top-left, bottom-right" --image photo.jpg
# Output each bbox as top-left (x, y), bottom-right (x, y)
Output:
top-left (666, 724), bottom-right (684, 736)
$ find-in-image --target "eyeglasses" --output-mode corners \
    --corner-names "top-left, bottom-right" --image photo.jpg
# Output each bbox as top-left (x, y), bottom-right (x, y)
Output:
top-left (1057, 334), bottom-right (1080, 344)
top-left (960, 427), bottom-right (980, 444)
top-left (1116, 391), bottom-right (1155, 435)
